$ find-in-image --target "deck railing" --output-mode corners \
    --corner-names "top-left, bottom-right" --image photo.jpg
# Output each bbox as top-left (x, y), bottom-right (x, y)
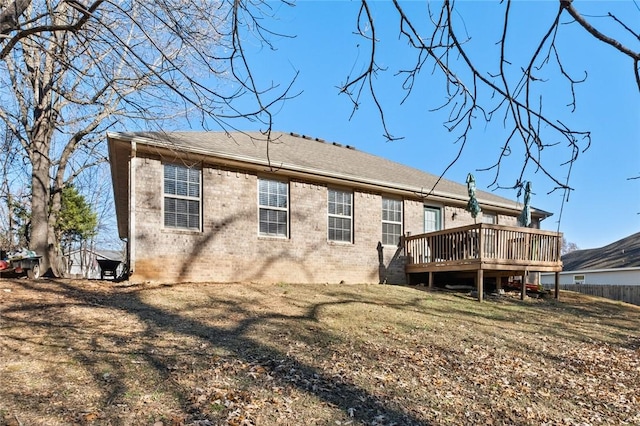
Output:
top-left (404, 224), bottom-right (562, 270)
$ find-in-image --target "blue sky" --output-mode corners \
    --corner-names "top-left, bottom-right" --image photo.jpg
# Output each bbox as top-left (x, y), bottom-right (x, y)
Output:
top-left (211, 0), bottom-right (640, 250)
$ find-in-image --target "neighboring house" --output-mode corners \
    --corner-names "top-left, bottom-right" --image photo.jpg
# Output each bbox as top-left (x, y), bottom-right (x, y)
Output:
top-left (541, 232), bottom-right (640, 286)
top-left (67, 248), bottom-right (126, 280)
top-left (541, 267), bottom-right (640, 286)
top-left (107, 131), bottom-right (560, 286)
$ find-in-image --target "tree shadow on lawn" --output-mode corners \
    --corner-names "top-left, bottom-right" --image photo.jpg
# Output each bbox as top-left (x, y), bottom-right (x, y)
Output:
top-left (397, 285), bottom-right (640, 359)
top-left (1, 279), bottom-right (430, 425)
top-left (412, 287), bottom-right (640, 336)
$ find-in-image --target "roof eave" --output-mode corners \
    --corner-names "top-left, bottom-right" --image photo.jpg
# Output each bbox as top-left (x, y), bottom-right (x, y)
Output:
top-left (107, 131), bottom-right (550, 218)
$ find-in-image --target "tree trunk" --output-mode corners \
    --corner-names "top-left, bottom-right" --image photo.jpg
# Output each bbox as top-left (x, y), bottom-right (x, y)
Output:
top-left (30, 168), bottom-right (64, 277)
top-left (29, 149), bottom-right (52, 274)
top-left (29, 132), bottom-right (64, 277)
top-left (48, 179), bottom-right (64, 277)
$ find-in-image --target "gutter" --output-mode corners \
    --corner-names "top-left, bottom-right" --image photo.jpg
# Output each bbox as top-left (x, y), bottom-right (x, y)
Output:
top-left (128, 140), bottom-right (136, 276)
top-left (541, 266), bottom-right (640, 275)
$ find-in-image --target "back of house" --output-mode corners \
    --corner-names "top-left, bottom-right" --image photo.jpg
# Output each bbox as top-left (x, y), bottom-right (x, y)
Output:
top-left (107, 131), bottom-right (552, 284)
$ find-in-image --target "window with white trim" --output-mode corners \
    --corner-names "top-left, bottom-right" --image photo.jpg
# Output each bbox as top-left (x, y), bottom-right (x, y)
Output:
top-left (258, 178), bottom-right (288, 237)
top-left (328, 189), bottom-right (352, 242)
top-left (163, 163), bottom-right (201, 230)
top-left (382, 197), bottom-right (403, 245)
top-left (574, 275), bottom-right (585, 284)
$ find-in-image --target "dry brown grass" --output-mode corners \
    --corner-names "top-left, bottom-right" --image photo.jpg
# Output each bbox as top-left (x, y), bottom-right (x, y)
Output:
top-left (0, 278), bottom-right (639, 425)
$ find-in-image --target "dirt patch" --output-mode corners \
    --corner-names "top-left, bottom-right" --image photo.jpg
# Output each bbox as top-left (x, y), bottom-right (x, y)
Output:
top-left (1, 278), bottom-right (639, 425)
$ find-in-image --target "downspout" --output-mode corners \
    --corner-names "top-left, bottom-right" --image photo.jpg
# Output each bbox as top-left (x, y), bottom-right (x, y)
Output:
top-left (129, 141), bottom-right (137, 277)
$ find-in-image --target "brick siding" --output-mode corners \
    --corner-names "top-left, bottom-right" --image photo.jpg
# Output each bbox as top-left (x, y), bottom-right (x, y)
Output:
top-left (129, 154), bottom-right (523, 284)
top-left (131, 155), bottom-right (407, 284)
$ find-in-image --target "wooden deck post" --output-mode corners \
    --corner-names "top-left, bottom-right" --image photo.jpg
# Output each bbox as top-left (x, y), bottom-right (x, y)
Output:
top-left (428, 271), bottom-right (433, 290)
top-left (554, 271), bottom-right (560, 300)
top-left (476, 268), bottom-right (484, 302)
top-left (521, 271), bottom-right (527, 301)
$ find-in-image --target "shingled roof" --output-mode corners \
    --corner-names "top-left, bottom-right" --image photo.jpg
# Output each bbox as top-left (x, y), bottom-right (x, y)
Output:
top-left (107, 130), bottom-right (551, 216)
top-left (562, 232), bottom-right (640, 271)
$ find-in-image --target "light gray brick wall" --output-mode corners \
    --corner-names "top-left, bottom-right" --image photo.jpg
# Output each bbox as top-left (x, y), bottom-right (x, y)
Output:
top-left (129, 154), bottom-right (525, 284)
top-left (132, 155), bottom-right (405, 284)
top-left (404, 199), bottom-right (424, 236)
top-left (498, 213), bottom-right (519, 227)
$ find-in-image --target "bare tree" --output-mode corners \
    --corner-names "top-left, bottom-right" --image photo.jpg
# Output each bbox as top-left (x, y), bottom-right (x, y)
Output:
top-left (341, 0), bottom-right (639, 196)
top-left (0, 0), bottom-right (292, 275)
top-left (0, 0), bottom-right (637, 275)
top-left (561, 237), bottom-right (579, 255)
top-left (76, 163), bottom-right (120, 248)
top-left (69, 160), bottom-right (122, 277)
top-left (0, 124), bottom-right (29, 251)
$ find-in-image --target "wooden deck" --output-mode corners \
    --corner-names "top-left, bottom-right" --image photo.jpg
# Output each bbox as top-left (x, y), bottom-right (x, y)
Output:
top-left (404, 224), bottom-right (563, 301)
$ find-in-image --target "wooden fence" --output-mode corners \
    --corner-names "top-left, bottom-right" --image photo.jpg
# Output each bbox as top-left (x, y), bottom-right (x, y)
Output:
top-left (547, 284), bottom-right (640, 306)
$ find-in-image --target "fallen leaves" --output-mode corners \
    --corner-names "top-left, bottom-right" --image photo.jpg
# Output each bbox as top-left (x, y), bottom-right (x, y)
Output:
top-left (0, 279), bottom-right (639, 425)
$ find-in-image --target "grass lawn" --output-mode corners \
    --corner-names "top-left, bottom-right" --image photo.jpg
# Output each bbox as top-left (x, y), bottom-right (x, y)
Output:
top-left (0, 278), bottom-right (639, 425)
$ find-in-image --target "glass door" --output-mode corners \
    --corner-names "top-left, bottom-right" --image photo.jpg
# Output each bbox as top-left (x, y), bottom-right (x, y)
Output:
top-left (481, 212), bottom-right (497, 256)
top-left (424, 207), bottom-right (441, 232)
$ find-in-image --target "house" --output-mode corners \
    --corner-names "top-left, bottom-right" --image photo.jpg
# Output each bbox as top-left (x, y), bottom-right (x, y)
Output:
top-left (107, 131), bottom-right (562, 291)
top-left (66, 248), bottom-right (126, 280)
top-left (541, 232), bottom-right (640, 286)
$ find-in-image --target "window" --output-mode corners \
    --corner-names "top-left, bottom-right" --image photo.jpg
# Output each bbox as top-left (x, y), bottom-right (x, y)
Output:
top-left (424, 206), bottom-right (442, 232)
top-left (328, 189), bottom-right (352, 242)
top-left (258, 178), bottom-right (288, 237)
top-left (382, 197), bottom-right (403, 245)
top-left (574, 275), bottom-right (585, 285)
top-left (163, 163), bottom-right (201, 230)
top-left (482, 212), bottom-right (497, 225)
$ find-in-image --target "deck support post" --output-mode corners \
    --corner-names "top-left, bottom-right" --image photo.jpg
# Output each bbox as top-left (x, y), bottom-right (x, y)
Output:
top-left (554, 271), bottom-right (560, 300)
top-left (521, 271), bottom-right (527, 301)
top-left (428, 271), bottom-right (433, 290)
top-left (476, 268), bottom-right (484, 302)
